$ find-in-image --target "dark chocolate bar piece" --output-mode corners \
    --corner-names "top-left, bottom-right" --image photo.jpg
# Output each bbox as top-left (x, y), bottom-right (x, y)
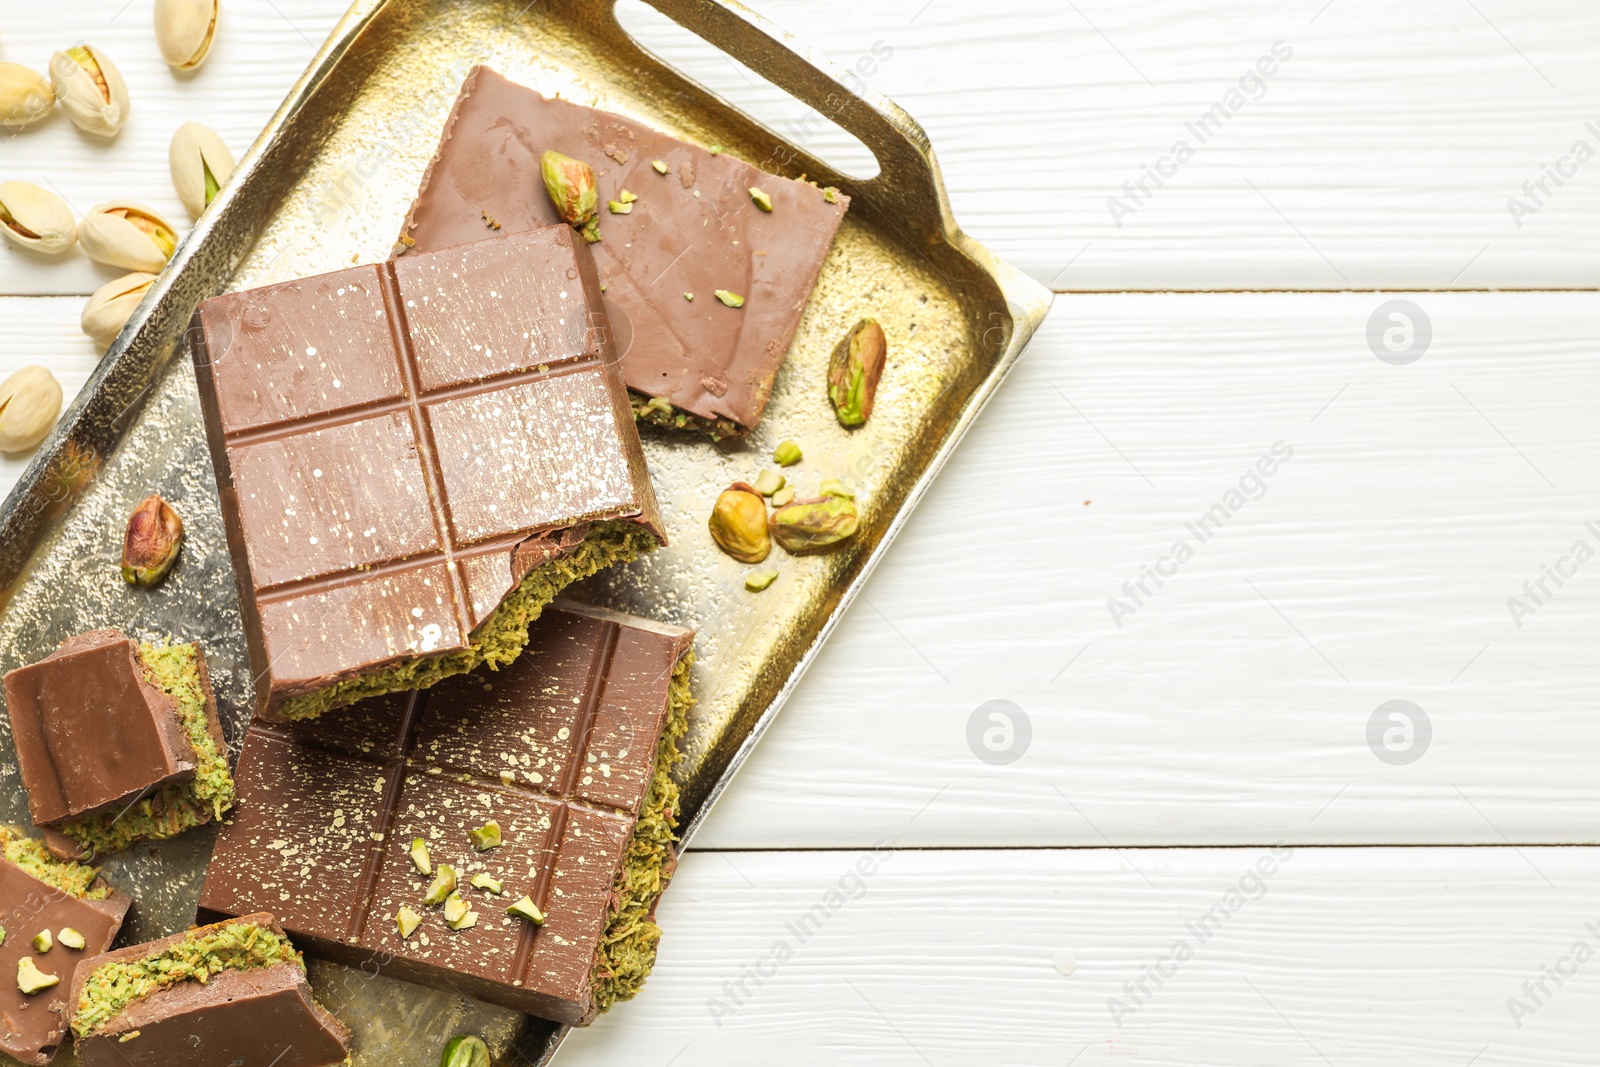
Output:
top-left (191, 225), bottom-right (665, 720)
top-left (401, 66), bottom-right (849, 437)
top-left (2, 631), bottom-right (233, 858)
top-left (0, 828), bottom-right (130, 1065)
top-left (199, 601), bottom-right (694, 1025)
top-left (68, 912), bottom-right (350, 1067)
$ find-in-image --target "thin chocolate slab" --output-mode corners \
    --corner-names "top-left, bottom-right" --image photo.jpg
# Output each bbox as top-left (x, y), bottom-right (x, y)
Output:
top-left (401, 66), bottom-right (849, 436)
top-left (3, 630), bottom-right (195, 826)
top-left (0, 834), bottom-right (130, 1065)
top-left (191, 225), bottom-right (665, 718)
top-left (199, 602), bottom-right (693, 1025)
top-left (69, 913), bottom-right (350, 1067)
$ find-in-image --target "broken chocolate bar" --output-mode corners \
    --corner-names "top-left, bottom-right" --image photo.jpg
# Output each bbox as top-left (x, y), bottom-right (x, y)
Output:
top-left (69, 912), bottom-right (351, 1067)
top-left (199, 601), bottom-right (694, 1025)
top-left (190, 225), bottom-right (665, 721)
top-left (401, 66), bottom-right (849, 437)
top-left (2, 631), bottom-right (234, 858)
top-left (0, 827), bottom-right (130, 1065)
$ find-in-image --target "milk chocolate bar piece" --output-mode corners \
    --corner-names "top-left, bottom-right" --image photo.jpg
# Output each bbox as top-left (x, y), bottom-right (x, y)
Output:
top-left (69, 913), bottom-right (350, 1067)
top-left (402, 66), bottom-right (849, 438)
top-left (199, 601), bottom-right (694, 1025)
top-left (190, 225), bottom-right (665, 721)
top-left (0, 828), bottom-right (130, 1065)
top-left (2, 631), bottom-right (233, 858)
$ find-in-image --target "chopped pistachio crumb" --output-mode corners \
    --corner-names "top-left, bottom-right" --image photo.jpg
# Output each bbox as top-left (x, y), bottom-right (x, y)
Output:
top-left (396, 906), bottom-right (422, 939)
top-left (748, 187), bottom-right (773, 212)
top-left (507, 896), bottom-right (546, 925)
top-left (714, 289), bottom-right (745, 308)
top-left (31, 930), bottom-right (51, 953)
top-left (423, 865), bottom-right (457, 906)
top-left (823, 186), bottom-right (839, 203)
top-left (773, 440), bottom-right (802, 467)
top-left (409, 837), bottom-right (432, 876)
top-left (119, 1030), bottom-right (141, 1042)
top-left (469, 872), bottom-right (503, 894)
top-left (469, 821), bottom-right (502, 851)
top-left (745, 570), bottom-right (778, 592)
top-left (607, 199), bottom-right (633, 215)
top-left (57, 928), bottom-right (86, 950)
top-left (619, 189), bottom-right (638, 204)
top-left (752, 470), bottom-right (784, 496)
top-left (683, 292), bottom-right (694, 302)
top-left (709, 144), bottom-right (723, 155)
top-left (442, 892), bottom-right (469, 925)
top-left (819, 478), bottom-right (855, 499)
top-left (0, 926), bottom-right (6, 947)
top-left (447, 910), bottom-right (479, 931)
top-left (651, 159), bottom-right (668, 174)
top-left (771, 485), bottom-right (795, 507)
top-left (17, 957), bottom-right (58, 995)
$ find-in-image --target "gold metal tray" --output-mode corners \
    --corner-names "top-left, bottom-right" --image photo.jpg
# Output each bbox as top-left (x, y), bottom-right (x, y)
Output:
top-left (0, 1), bottom-right (1050, 1062)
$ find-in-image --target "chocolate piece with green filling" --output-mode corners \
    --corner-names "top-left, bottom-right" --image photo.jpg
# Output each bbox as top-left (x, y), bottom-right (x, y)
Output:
top-left (198, 601), bottom-right (694, 1025)
top-left (68, 912), bottom-right (351, 1067)
top-left (190, 225), bottom-right (665, 721)
top-left (0, 827), bottom-right (130, 1065)
top-left (2, 631), bottom-right (234, 859)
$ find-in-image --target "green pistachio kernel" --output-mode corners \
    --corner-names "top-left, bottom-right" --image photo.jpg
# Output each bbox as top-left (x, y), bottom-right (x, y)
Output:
top-left (772, 440), bottom-right (802, 467)
top-left (31, 930), bottom-right (50, 953)
top-left (651, 159), bottom-right (669, 174)
top-left (714, 289), bottom-right (745, 308)
top-left (507, 895), bottom-right (546, 925)
top-left (752, 470), bottom-right (784, 496)
top-left (745, 570), bottom-right (778, 592)
top-left (423, 865), bottom-right (457, 907)
top-left (409, 837), bottom-right (432, 875)
top-left (469, 821), bottom-right (502, 851)
top-left (748, 187), bottom-right (773, 212)
top-left (442, 1035), bottom-right (490, 1067)
top-left (57, 928), bottom-right (86, 950)
top-left (396, 906), bottom-right (422, 939)
top-left (469, 872), bottom-right (503, 894)
top-left (770, 485), bottom-right (794, 507)
top-left (16, 957), bottom-right (57, 994)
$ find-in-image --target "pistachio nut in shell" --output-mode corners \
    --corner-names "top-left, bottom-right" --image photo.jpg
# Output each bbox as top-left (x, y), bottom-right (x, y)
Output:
top-left (154, 0), bottom-right (218, 71)
top-left (82, 271), bottom-right (155, 350)
top-left (709, 482), bottom-right (771, 564)
top-left (121, 493), bottom-right (184, 586)
top-left (48, 45), bottom-right (129, 137)
top-left (0, 63), bottom-right (54, 130)
top-left (771, 494), bottom-right (859, 555)
top-left (0, 366), bottom-right (64, 454)
top-left (0, 181), bottom-right (77, 255)
top-left (540, 150), bottom-right (600, 243)
top-left (169, 121), bottom-right (235, 217)
top-left (79, 202), bottom-right (178, 273)
top-left (827, 317), bottom-right (887, 427)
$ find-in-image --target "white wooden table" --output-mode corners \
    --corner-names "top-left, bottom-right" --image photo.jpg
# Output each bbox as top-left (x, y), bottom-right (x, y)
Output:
top-left (5, 2), bottom-right (1598, 1062)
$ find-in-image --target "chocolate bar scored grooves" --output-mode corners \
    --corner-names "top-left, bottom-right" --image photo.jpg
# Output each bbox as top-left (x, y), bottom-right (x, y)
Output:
top-left (247, 615), bottom-right (628, 972)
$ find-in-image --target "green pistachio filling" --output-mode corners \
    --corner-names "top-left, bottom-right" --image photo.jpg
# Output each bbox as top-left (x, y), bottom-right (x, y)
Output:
top-left (628, 391), bottom-right (744, 442)
top-left (591, 650), bottom-right (693, 1011)
top-left (278, 521), bottom-right (658, 721)
top-left (0, 827), bottom-right (108, 900)
top-left (71, 922), bottom-right (300, 1038)
top-left (59, 641), bottom-right (235, 856)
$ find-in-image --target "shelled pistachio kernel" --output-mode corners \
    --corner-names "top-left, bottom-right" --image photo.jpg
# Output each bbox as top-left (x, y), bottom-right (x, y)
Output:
top-left (31, 930), bottom-right (50, 953)
top-left (469, 872), bottom-right (503, 894)
top-left (770, 485), bottom-right (794, 507)
top-left (56, 928), bottom-right (85, 950)
top-left (409, 837), bottom-right (432, 875)
top-left (714, 289), bottom-right (745, 308)
top-left (745, 570), bottom-right (778, 593)
top-left (773, 440), bottom-right (802, 467)
top-left (507, 896), bottom-right (546, 925)
top-left (651, 159), bottom-right (668, 174)
top-left (469, 821), bottom-right (502, 851)
top-left (442, 892), bottom-right (469, 926)
top-left (16, 958), bottom-right (56, 994)
top-left (748, 187), bottom-right (773, 212)
top-left (396, 906), bottom-right (422, 939)
top-left (422, 864), bottom-right (457, 906)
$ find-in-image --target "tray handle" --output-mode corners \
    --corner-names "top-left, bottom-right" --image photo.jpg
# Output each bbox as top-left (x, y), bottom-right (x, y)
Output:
top-left (625, 0), bottom-right (962, 248)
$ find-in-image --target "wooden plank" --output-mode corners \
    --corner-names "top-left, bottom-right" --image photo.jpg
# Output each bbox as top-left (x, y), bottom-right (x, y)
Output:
top-left (5, 1), bottom-right (1599, 295)
top-left (691, 291), bottom-right (1600, 848)
top-left (561, 846), bottom-right (1600, 1065)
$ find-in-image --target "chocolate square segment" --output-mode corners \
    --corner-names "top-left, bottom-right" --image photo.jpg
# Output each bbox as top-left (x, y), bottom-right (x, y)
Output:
top-left (192, 226), bottom-right (663, 717)
top-left (199, 602), bottom-right (693, 1025)
top-left (402, 66), bottom-right (849, 435)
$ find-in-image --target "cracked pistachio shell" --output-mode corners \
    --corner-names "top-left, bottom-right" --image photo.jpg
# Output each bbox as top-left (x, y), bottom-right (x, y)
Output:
top-left (49, 45), bottom-right (129, 138)
top-left (80, 202), bottom-right (178, 273)
top-left (0, 366), bottom-right (64, 455)
top-left (82, 271), bottom-right (155, 350)
top-left (169, 120), bottom-right (235, 217)
top-left (154, 0), bottom-right (218, 70)
top-left (0, 63), bottom-right (54, 129)
top-left (0, 181), bottom-right (77, 255)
